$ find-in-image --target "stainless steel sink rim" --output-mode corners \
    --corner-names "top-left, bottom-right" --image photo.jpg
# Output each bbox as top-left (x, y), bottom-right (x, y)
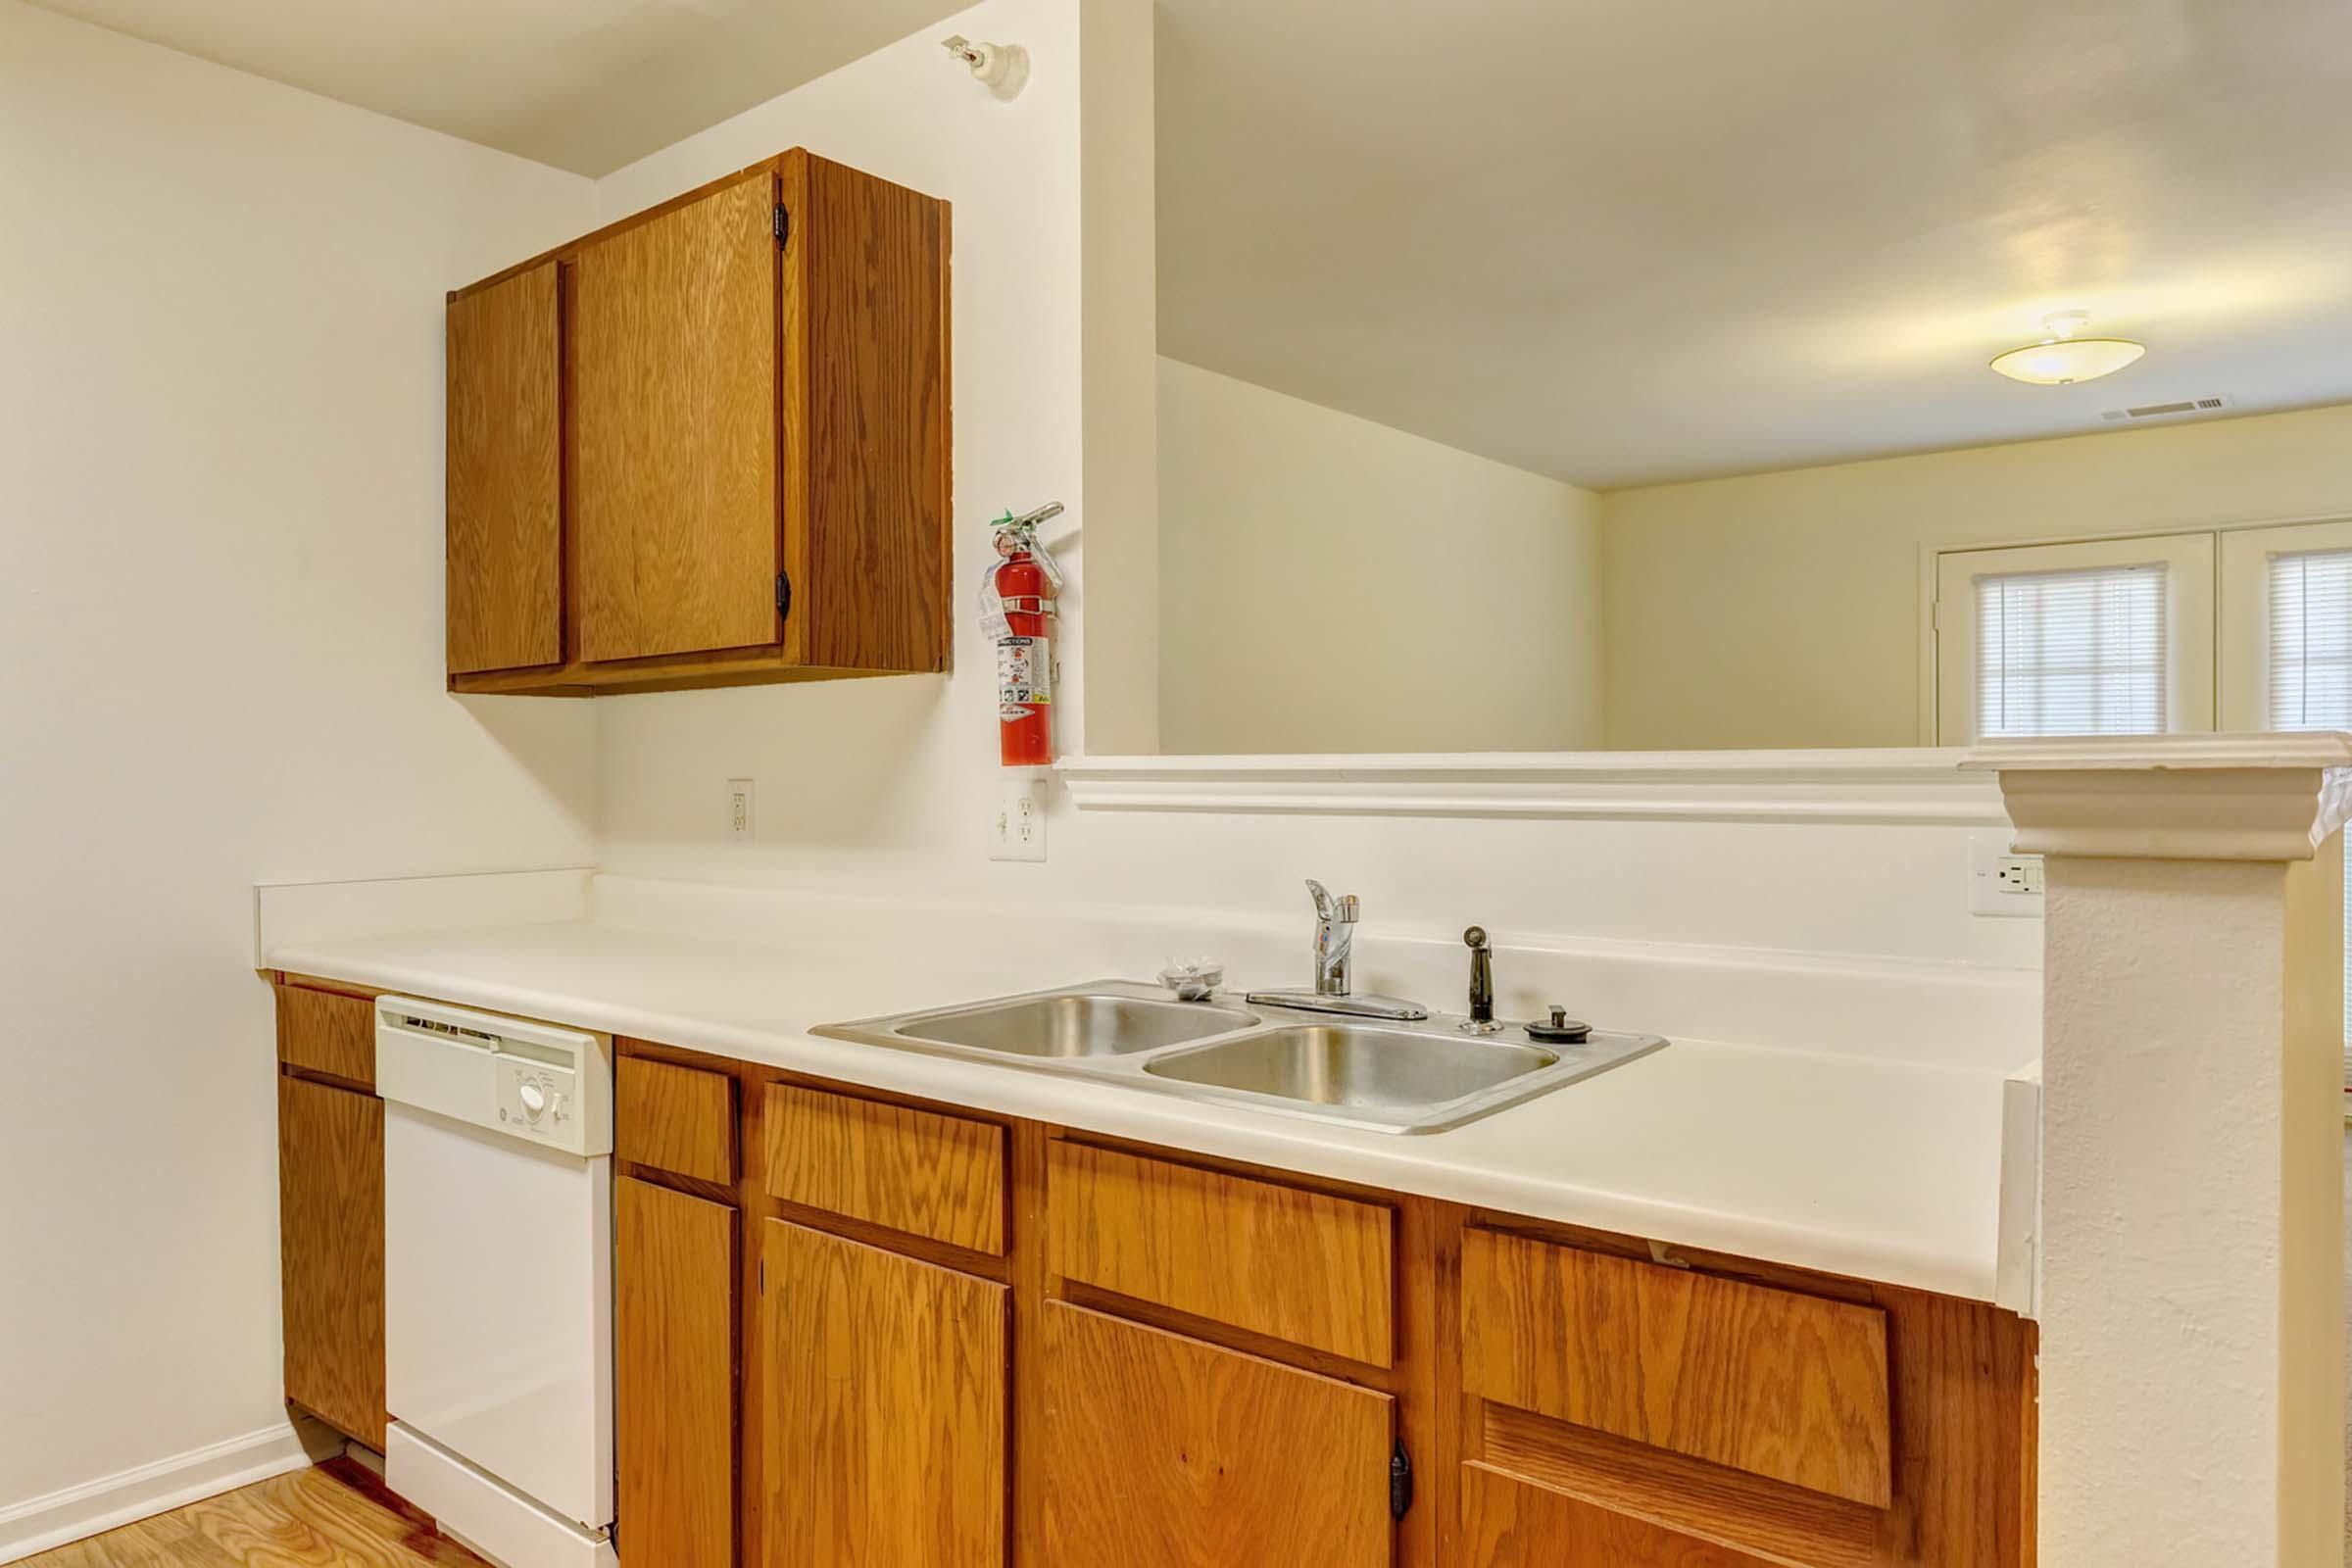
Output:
top-left (813, 979), bottom-right (1667, 1135)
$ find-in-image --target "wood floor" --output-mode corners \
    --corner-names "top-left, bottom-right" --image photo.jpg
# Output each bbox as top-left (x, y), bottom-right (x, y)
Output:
top-left (22, 1461), bottom-right (488, 1568)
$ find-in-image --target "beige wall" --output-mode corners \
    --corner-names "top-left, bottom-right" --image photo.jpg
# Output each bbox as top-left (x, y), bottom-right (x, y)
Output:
top-left (1598, 403), bottom-right (2352, 751)
top-left (1157, 357), bottom-right (1604, 754)
top-left (0, 0), bottom-right (599, 1527)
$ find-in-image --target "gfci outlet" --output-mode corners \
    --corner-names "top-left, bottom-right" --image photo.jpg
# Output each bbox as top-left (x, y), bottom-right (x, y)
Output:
top-left (726, 777), bottom-right (755, 843)
top-left (1968, 830), bottom-right (2044, 917)
top-left (1996, 856), bottom-right (2044, 896)
top-left (990, 774), bottom-right (1048, 862)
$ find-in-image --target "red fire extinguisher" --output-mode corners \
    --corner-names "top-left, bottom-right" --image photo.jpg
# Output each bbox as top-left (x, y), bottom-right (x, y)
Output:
top-left (981, 504), bottom-right (1064, 769)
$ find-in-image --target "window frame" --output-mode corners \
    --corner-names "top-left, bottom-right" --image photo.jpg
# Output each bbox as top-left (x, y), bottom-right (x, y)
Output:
top-left (1930, 533), bottom-right (2218, 746)
top-left (2215, 514), bottom-right (2352, 730)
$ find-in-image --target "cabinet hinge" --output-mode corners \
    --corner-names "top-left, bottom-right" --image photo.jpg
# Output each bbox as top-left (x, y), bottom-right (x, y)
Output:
top-left (772, 204), bottom-right (790, 247)
top-left (775, 569), bottom-right (793, 623)
top-left (1390, 1440), bottom-right (1413, 1522)
top-left (759, 1256), bottom-right (765, 1296)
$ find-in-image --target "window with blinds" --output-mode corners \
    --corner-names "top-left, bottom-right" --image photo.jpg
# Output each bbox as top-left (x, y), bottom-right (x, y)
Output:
top-left (2264, 547), bottom-right (2352, 1080)
top-left (1975, 564), bottom-right (2168, 739)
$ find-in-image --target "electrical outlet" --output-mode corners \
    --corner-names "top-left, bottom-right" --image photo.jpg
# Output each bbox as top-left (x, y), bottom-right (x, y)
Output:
top-left (1968, 830), bottom-right (2044, 916)
top-left (1995, 856), bottom-right (2044, 896)
top-left (726, 778), bottom-right (755, 843)
top-left (990, 774), bottom-right (1048, 862)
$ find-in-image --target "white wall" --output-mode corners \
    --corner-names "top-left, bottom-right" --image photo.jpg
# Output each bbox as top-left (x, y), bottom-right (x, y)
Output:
top-left (0, 0), bottom-right (597, 1523)
top-left (1156, 358), bottom-right (1604, 755)
top-left (586, 0), bottom-right (2035, 979)
top-left (590, 0), bottom-right (1090, 890)
top-left (1075, 0), bottom-right (1160, 753)
top-left (1599, 403), bottom-right (2352, 751)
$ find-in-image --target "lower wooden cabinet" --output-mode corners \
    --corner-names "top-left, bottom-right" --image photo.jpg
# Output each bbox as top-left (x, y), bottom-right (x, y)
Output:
top-left (1039, 1303), bottom-right (1395, 1567)
top-left (616, 1178), bottom-right (737, 1568)
top-left (599, 1042), bottom-right (2036, 1568)
top-left (276, 1072), bottom-right (385, 1446)
top-left (757, 1219), bottom-right (1006, 1566)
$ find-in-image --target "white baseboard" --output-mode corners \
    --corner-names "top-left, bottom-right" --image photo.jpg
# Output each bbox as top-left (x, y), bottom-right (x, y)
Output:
top-left (0, 1419), bottom-right (324, 1563)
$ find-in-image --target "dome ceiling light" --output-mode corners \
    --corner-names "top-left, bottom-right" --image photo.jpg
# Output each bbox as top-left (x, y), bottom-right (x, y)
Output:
top-left (1989, 310), bottom-right (2147, 386)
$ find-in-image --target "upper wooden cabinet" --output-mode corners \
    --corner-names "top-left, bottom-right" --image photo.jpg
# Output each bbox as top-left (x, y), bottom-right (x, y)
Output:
top-left (573, 173), bottom-right (778, 665)
top-left (445, 149), bottom-right (950, 697)
top-left (446, 263), bottom-right (562, 675)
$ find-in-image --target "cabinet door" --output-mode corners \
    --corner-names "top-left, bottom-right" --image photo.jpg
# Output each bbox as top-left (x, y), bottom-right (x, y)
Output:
top-left (618, 1178), bottom-right (737, 1568)
top-left (757, 1220), bottom-right (1005, 1567)
top-left (1040, 1302), bottom-right (1394, 1567)
top-left (573, 174), bottom-right (780, 664)
top-left (446, 262), bottom-right (562, 674)
top-left (277, 1074), bottom-right (385, 1446)
top-left (1459, 1463), bottom-right (1779, 1567)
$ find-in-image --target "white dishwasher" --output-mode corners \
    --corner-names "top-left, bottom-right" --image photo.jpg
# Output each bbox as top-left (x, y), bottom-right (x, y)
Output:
top-left (375, 998), bottom-right (617, 1568)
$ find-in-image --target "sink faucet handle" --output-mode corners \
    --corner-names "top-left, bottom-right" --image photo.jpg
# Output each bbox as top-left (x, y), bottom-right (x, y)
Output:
top-left (1306, 880), bottom-right (1359, 924)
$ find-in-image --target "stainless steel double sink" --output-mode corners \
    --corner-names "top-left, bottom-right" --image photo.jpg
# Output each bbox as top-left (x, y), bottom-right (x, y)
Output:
top-left (814, 981), bottom-right (1666, 1135)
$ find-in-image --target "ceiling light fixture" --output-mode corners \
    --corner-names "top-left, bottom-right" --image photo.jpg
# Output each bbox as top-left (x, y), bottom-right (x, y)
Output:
top-left (1989, 311), bottom-right (2146, 385)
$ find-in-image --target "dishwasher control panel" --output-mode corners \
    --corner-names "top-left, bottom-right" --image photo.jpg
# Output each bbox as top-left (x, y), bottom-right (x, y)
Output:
top-left (497, 1056), bottom-right (577, 1139)
top-left (375, 997), bottom-right (612, 1158)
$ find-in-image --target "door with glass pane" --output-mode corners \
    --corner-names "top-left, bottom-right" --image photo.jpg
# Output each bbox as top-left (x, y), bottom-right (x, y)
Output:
top-left (2218, 516), bottom-right (2352, 1090)
top-left (1934, 521), bottom-right (2346, 1088)
top-left (1934, 534), bottom-right (2218, 745)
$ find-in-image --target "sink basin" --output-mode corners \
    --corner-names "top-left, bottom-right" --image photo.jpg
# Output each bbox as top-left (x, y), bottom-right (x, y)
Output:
top-left (892, 992), bottom-right (1256, 1058)
top-left (1144, 1024), bottom-right (1557, 1110)
top-left (815, 980), bottom-right (1666, 1135)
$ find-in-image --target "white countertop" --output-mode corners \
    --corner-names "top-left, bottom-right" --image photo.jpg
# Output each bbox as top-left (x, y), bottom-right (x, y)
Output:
top-left (269, 918), bottom-right (2017, 1302)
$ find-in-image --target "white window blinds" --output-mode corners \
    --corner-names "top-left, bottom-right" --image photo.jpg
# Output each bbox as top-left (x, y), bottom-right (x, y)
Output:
top-left (2264, 547), bottom-right (2352, 1079)
top-left (2267, 550), bottom-right (2352, 730)
top-left (1975, 564), bottom-right (2168, 739)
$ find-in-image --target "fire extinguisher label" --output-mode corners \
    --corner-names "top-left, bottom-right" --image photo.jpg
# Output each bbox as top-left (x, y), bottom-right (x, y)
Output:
top-left (998, 635), bottom-right (1052, 717)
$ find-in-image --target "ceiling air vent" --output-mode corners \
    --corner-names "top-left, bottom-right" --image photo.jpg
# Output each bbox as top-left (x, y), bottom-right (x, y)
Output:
top-left (2101, 395), bottom-right (2232, 422)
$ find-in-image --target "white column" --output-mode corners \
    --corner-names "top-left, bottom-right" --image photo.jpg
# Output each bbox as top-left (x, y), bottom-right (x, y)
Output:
top-left (1974, 735), bottom-right (2352, 1568)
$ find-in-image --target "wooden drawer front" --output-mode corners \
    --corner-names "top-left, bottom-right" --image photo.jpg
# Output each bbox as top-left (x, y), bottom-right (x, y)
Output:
top-left (1461, 1229), bottom-right (1892, 1508)
top-left (1047, 1142), bottom-right (1394, 1365)
top-left (276, 984), bottom-right (375, 1088)
top-left (1460, 1462), bottom-right (1781, 1568)
top-left (761, 1084), bottom-right (1005, 1253)
top-left (617, 1056), bottom-right (737, 1184)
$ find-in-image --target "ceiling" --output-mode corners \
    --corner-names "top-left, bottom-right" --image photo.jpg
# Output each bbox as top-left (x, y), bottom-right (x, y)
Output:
top-left (1155, 0), bottom-right (2352, 488)
top-left (23, 0), bottom-right (969, 175)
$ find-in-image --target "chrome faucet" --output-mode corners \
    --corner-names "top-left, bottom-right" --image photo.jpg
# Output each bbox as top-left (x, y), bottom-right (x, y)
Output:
top-left (1244, 881), bottom-right (1430, 1021)
top-left (1308, 878), bottom-right (1359, 996)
